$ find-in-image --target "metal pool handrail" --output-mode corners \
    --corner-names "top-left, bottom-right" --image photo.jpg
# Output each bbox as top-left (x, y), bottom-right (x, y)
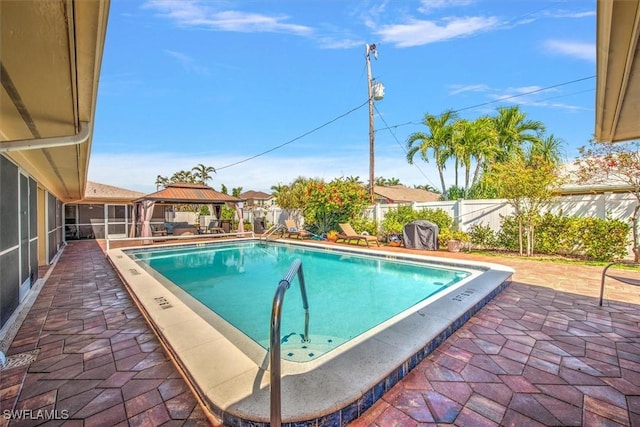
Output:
top-left (262, 223), bottom-right (285, 241)
top-left (270, 258), bottom-right (310, 427)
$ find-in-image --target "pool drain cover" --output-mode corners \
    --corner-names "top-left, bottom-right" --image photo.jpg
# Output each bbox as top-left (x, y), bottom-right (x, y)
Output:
top-left (0, 349), bottom-right (39, 371)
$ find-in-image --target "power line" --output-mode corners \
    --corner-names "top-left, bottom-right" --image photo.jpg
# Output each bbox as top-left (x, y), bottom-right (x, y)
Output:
top-left (215, 99), bottom-right (369, 171)
top-left (453, 75), bottom-right (595, 114)
top-left (215, 75), bottom-right (595, 172)
top-left (376, 76), bottom-right (596, 132)
top-left (373, 103), bottom-right (440, 190)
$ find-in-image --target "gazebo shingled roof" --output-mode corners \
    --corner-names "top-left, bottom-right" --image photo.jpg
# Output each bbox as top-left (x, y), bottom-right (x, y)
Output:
top-left (136, 183), bottom-right (242, 204)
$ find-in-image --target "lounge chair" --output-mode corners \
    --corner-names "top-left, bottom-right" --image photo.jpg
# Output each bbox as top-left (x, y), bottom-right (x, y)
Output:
top-left (337, 223), bottom-right (380, 247)
top-left (284, 219), bottom-right (311, 239)
top-left (206, 220), bottom-right (225, 234)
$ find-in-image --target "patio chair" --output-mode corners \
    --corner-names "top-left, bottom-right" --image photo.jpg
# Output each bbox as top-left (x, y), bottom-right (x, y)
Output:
top-left (337, 223), bottom-right (380, 247)
top-left (207, 220), bottom-right (225, 234)
top-left (599, 261), bottom-right (640, 306)
top-left (284, 219), bottom-right (311, 239)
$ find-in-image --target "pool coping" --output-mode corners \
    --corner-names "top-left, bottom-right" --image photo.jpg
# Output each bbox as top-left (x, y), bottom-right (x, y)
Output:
top-left (107, 238), bottom-right (514, 426)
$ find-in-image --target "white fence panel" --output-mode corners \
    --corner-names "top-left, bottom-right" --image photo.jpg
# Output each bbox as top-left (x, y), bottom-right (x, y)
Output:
top-left (268, 192), bottom-right (637, 241)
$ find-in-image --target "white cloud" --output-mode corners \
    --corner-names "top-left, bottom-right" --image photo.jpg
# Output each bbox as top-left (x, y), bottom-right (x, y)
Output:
top-left (164, 50), bottom-right (209, 75)
top-left (544, 40), bottom-right (595, 62)
top-left (448, 84), bottom-right (490, 95)
top-left (418, 0), bottom-right (476, 14)
top-left (375, 16), bottom-right (499, 47)
top-left (144, 0), bottom-right (313, 36)
top-left (542, 10), bottom-right (596, 19)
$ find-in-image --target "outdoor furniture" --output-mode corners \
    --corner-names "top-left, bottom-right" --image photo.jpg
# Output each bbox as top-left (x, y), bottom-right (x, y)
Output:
top-left (337, 223), bottom-right (380, 247)
top-left (599, 261), bottom-right (640, 305)
top-left (205, 220), bottom-right (225, 234)
top-left (403, 220), bottom-right (439, 250)
top-left (173, 226), bottom-right (198, 236)
top-left (284, 219), bottom-right (311, 239)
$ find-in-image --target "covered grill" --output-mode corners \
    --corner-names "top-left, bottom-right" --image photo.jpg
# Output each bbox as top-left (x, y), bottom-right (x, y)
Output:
top-left (402, 220), bottom-right (439, 250)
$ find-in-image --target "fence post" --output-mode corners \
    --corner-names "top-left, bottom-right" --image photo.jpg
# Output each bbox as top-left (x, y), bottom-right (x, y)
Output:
top-left (454, 199), bottom-right (465, 231)
top-left (599, 192), bottom-right (611, 219)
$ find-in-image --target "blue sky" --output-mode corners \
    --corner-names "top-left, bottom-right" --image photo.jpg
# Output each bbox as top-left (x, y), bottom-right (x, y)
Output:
top-left (89, 0), bottom-right (596, 194)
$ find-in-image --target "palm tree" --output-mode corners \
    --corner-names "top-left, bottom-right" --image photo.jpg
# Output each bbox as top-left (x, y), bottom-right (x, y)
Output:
top-left (169, 170), bottom-right (196, 183)
top-left (154, 175), bottom-right (169, 190)
top-left (414, 184), bottom-right (440, 193)
top-left (344, 176), bottom-right (362, 184)
top-left (490, 106), bottom-right (545, 165)
top-left (192, 164), bottom-right (216, 185)
top-left (530, 134), bottom-right (564, 166)
top-left (374, 177), bottom-right (387, 186)
top-left (452, 117), bottom-right (498, 191)
top-left (406, 110), bottom-right (458, 194)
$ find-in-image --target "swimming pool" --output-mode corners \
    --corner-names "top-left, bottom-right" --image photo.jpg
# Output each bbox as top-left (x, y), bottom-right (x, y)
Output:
top-left (132, 242), bottom-right (472, 362)
top-left (108, 239), bottom-right (513, 426)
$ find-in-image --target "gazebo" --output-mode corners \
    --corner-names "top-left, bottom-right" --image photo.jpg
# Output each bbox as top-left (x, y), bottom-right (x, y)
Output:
top-left (130, 183), bottom-right (244, 239)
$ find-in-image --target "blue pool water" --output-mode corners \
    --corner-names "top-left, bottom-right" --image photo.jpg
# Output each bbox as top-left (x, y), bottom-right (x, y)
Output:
top-left (132, 241), bottom-right (473, 361)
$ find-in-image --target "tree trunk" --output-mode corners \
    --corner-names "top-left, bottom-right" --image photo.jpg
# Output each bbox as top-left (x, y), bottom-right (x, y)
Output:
top-left (518, 217), bottom-right (524, 256)
top-left (471, 161), bottom-right (483, 188)
top-left (632, 201), bottom-right (639, 262)
top-left (454, 159), bottom-right (459, 188)
top-left (464, 165), bottom-right (471, 192)
top-left (438, 166), bottom-right (447, 195)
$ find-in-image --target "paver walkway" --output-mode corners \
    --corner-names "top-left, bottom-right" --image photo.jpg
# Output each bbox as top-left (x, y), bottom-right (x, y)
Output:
top-left (0, 241), bottom-right (210, 426)
top-left (349, 250), bottom-right (640, 426)
top-left (0, 240), bottom-right (638, 426)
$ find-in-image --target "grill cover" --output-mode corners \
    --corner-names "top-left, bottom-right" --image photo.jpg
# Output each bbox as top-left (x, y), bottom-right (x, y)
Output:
top-left (402, 220), bottom-right (439, 250)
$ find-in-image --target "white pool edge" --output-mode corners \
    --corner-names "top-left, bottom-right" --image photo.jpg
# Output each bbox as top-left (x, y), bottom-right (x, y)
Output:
top-left (107, 239), bottom-right (514, 426)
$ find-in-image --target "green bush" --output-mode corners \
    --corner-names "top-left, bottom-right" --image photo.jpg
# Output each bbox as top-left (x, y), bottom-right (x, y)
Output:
top-left (468, 223), bottom-right (497, 248)
top-left (350, 217), bottom-right (379, 236)
top-left (495, 213), bottom-right (630, 261)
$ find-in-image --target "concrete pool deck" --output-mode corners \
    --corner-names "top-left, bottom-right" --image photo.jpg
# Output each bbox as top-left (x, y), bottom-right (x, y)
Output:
top-left (1, 239), bottom-right (638, 426)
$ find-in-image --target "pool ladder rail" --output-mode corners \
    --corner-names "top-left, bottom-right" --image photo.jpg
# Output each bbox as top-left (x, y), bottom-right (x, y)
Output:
top-left (262, 223), bottom-right (286, 241)
top-left (270, 259), bottom-right (309, 427)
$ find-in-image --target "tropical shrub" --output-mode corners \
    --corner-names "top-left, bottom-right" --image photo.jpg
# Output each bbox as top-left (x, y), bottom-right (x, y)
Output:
top-left (303, 178), bottom-right (370, 234)
top-left (350, 217), bottom-right (379, 236)
top-left (468, 223), bottom-right (498, 249)
top-left (496, 213), bottom-right (630, 261)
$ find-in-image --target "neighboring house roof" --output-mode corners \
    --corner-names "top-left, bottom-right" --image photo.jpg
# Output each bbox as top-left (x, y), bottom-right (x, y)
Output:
top-left (137, 183), bottom-right (242, 204)
top-left (83, 181), bottom-right (146, 203)
top-left (558, 162), bottom-right (635, 195)
top-left (373, 185), bottom-right (441, 203)
top-left (239, 190), bottom-right (273, 200)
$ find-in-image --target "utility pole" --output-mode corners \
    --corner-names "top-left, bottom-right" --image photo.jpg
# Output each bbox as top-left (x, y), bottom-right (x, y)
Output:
top-left (365, 43), bottom-right (383, 204)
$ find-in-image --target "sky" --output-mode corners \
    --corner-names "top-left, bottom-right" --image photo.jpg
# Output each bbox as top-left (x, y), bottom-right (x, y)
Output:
top-left (88, 0), bottom-right (596, 195)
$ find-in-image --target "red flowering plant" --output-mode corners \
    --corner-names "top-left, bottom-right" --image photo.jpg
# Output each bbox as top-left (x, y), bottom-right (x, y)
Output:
top-left (303, 178), bottom-right (371, 235)
top-left (575, 139), bottom-right (640, 261)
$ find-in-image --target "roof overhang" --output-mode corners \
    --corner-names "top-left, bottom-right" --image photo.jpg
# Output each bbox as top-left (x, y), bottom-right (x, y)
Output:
top-left (0, 0), bottom-right (110, 201)
top-left (136, 183), bottom-right (244, 205)
top-left (595, 0), bottom-right (640, 142)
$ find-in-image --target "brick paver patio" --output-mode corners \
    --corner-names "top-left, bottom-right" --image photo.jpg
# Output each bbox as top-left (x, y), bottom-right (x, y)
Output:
top-left (1, 240), bottom-right (638, 426)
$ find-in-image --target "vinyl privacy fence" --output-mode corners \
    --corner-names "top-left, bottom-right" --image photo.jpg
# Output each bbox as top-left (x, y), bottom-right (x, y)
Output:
top-left (262, 192), bottom-right (637, 253)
